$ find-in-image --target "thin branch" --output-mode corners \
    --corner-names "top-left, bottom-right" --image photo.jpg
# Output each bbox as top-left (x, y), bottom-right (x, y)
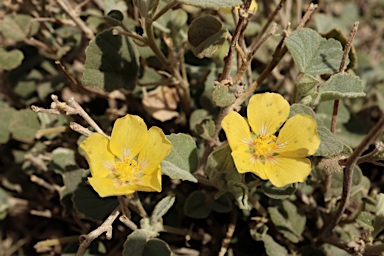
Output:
top-left (70, 122), bottom-right (93, 137)
top-left (76, 207), bottom-right (120, 256)
top-left (248, 0), bottom-right (287, 51)
top-left (56, 0), bottom-right (94, 40)
top-left (232, 23), bottom-right (278, 84)
top-left (330, 21), bottom-right (359, 134)
top-left (66, 97), bottom-right (109, 138)
top-left (319, 113), bottom-right (384, 238)
top-left (211, 3), bottom-right (318, 142)
top-left (218, 210), bottom-right (238, 256)
top-left (220, 0), bottom-right (253, 83)
top-left (152, 0), bottom-right (178, 22)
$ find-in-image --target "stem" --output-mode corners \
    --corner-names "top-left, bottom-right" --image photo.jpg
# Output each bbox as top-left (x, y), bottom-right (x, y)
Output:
top-left (220, 0), bottom-right (253, 83)
top-left (151, 0), bottom-right (178, 22)
top-left (330, 22), bottom-right (359, 134)
top-left (56, 0), bottom-right (94, 40)
top-left (232, 23), bottom-right (278, 84)
top-left (319, 114), bottom-right (384, 238)
top-left (76, 207), bottom-right (120, 256)
top-left (211, 3), bottom-right (318, 142)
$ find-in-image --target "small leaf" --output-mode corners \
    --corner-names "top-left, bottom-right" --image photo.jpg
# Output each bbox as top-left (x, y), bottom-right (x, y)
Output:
top-left (105, 10), bottom-right (124, 26)
top-left (0, 14), bottom-right (40, 41)
top-left (262, 234), bottom-right (289, 256)
top-left (212, 84), bottom-right (236, 107)
top-left (123, 230), bottom-right (147, 256)
top-left (188, 15), bottom-right (228, 58)
top-left (142, 239), bottom-right (172, 256)
top-left (184, 191), bottom-right (211, 219)
top-left (82, 28), bottom-right (139, 92)
top-left (205, 144), bottom-right (236, 175)
top-left (73, 182), bottom-right (119, 221)
top-left (285, 28), bottom-right (347, 75)
top-left (0, 48), bottom-right (24, 70)
top-left (0, 107), bottom-right (16, 144)
top-left (289, 104), bottom-right (316, 120)
top-left (322, 28), bottom-right (357, 70)
top-left (211, 193), bottom-right (233, 213)
top-left (356, 211), bottom-right (375, 231)
top-left (150, 195), bottom-right (176, 224)
top-left (319, 73), bottom-right (365, 102)
top-left (296, 74), bottom-right (319, 102)
top-left (9, 109), bottom-right (40, 142)
top-left (314, 126), bottom-right (344, 157)
top-left (373, 193), bottom-right (384, 238)
top-left (178, 0), bottom-right (243, 9)
top-left (261, 181), bottom-right (297, 200)
top-left (161, 134), bottom-right (198, 183)
top-left (51, 148), bottom-right (77, 173)
top-left (268, 200), bottom-right (306, 243)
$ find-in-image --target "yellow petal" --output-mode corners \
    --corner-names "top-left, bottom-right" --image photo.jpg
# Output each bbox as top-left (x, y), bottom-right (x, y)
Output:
top-left (88, 177), bottom-right (135, 197)
top-left (264, 156), bottom-right (312, 187)
top-left (232, 151), bottom-right (268, 180)
top-left (80, 133), bottom-right (115, 178)
top-left (109, 114), bottom-right (148, 160)
top-left (222, 111), bottom-right (253, 151)
top-left (277, 114), bottom-right (320, 158)
top-left (133, 167), bottom-right (162, 192)
top-left (138, 127), bottom-right (172, 174)
top-left (247, 93), bottom-right (290, 136)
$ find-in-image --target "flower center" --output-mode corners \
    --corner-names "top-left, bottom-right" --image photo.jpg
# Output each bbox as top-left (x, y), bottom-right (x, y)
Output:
top-left (250, 134), bottom-right (278, 163)
top-left (112, 157), bottom-right (142, 185)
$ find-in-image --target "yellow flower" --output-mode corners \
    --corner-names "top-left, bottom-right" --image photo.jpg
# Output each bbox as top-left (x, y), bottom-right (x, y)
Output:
top-left (80, 114), bottom-right (172, 197)
top-left (221, 93), bottom-right (320, 187)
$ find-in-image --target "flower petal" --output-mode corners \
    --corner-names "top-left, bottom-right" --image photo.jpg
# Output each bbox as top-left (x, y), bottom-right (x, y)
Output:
top-left (232, 151), bottom-right (268, 180)
top-left (222, 111), bottom-right (253, 151)
top-left (80, 133), bottom-right (115, 178)
top-left (277, 114), bottom-right (320, 157)
top-left (264, 156), bottom-right (312, 187)
top-left (109, 114), bottom-right (148, 160)
top-left (138, 127), bottom-right (172, 174)
top-left (88, 177), bottom-right (135, 197)
top-left (133, 167), bottom-right (162, 192)
top-left (247, 93), bottom-right (290, 135)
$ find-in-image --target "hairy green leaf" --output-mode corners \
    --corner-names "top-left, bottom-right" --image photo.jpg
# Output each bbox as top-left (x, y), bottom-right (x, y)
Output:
top-left (161, 134), bottom-right (198, 182)
top-left (82, 28), bottom-right (139, 92)
top-left (285, 28), bottom-right (347, 75)
top-left (319, 73), bottom-right (365, 102)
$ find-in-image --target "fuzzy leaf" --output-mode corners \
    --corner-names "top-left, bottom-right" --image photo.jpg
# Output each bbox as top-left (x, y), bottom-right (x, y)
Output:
top-left (73, 183), bottom-right (119, 221)
top-left (212, 84), bottom-right (235, 107)
top-left (9, 109), bottom-right (40, 142)
top-left (178, 0), bottom-right (243, 9)
top-left (315, 126), bottom-right (344, 157)
top-left (262, 234), bottom-right (288, 256)
top-left (161, 134), bottom-right (198, 183)
top-left (0, 48), bottom-right (24, 70)
top-left (123, 230), bottom-right (147, 256)
top-left (268, 200), bottom-right (306, 243)
top-left (188, 15), bottom-right (227, 58)
top-left (319, 73), bottom-right (365, 102)
top-left (82, 28), bottom-right (139, 92)
top-left (373, 193), bottom-right (384, 238)
top-left (261, 181), bottom-right (298, 200)
top-left (0, 14), bottom-right (40, 41)
top-left (0, 107), bottom-right (16, 144)
top-left (285, 28), bottom-right (347, 75)
top-left (184, 191), bottom-right (211, 219)
top-left (150, 195), bottom-right (176, 224)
